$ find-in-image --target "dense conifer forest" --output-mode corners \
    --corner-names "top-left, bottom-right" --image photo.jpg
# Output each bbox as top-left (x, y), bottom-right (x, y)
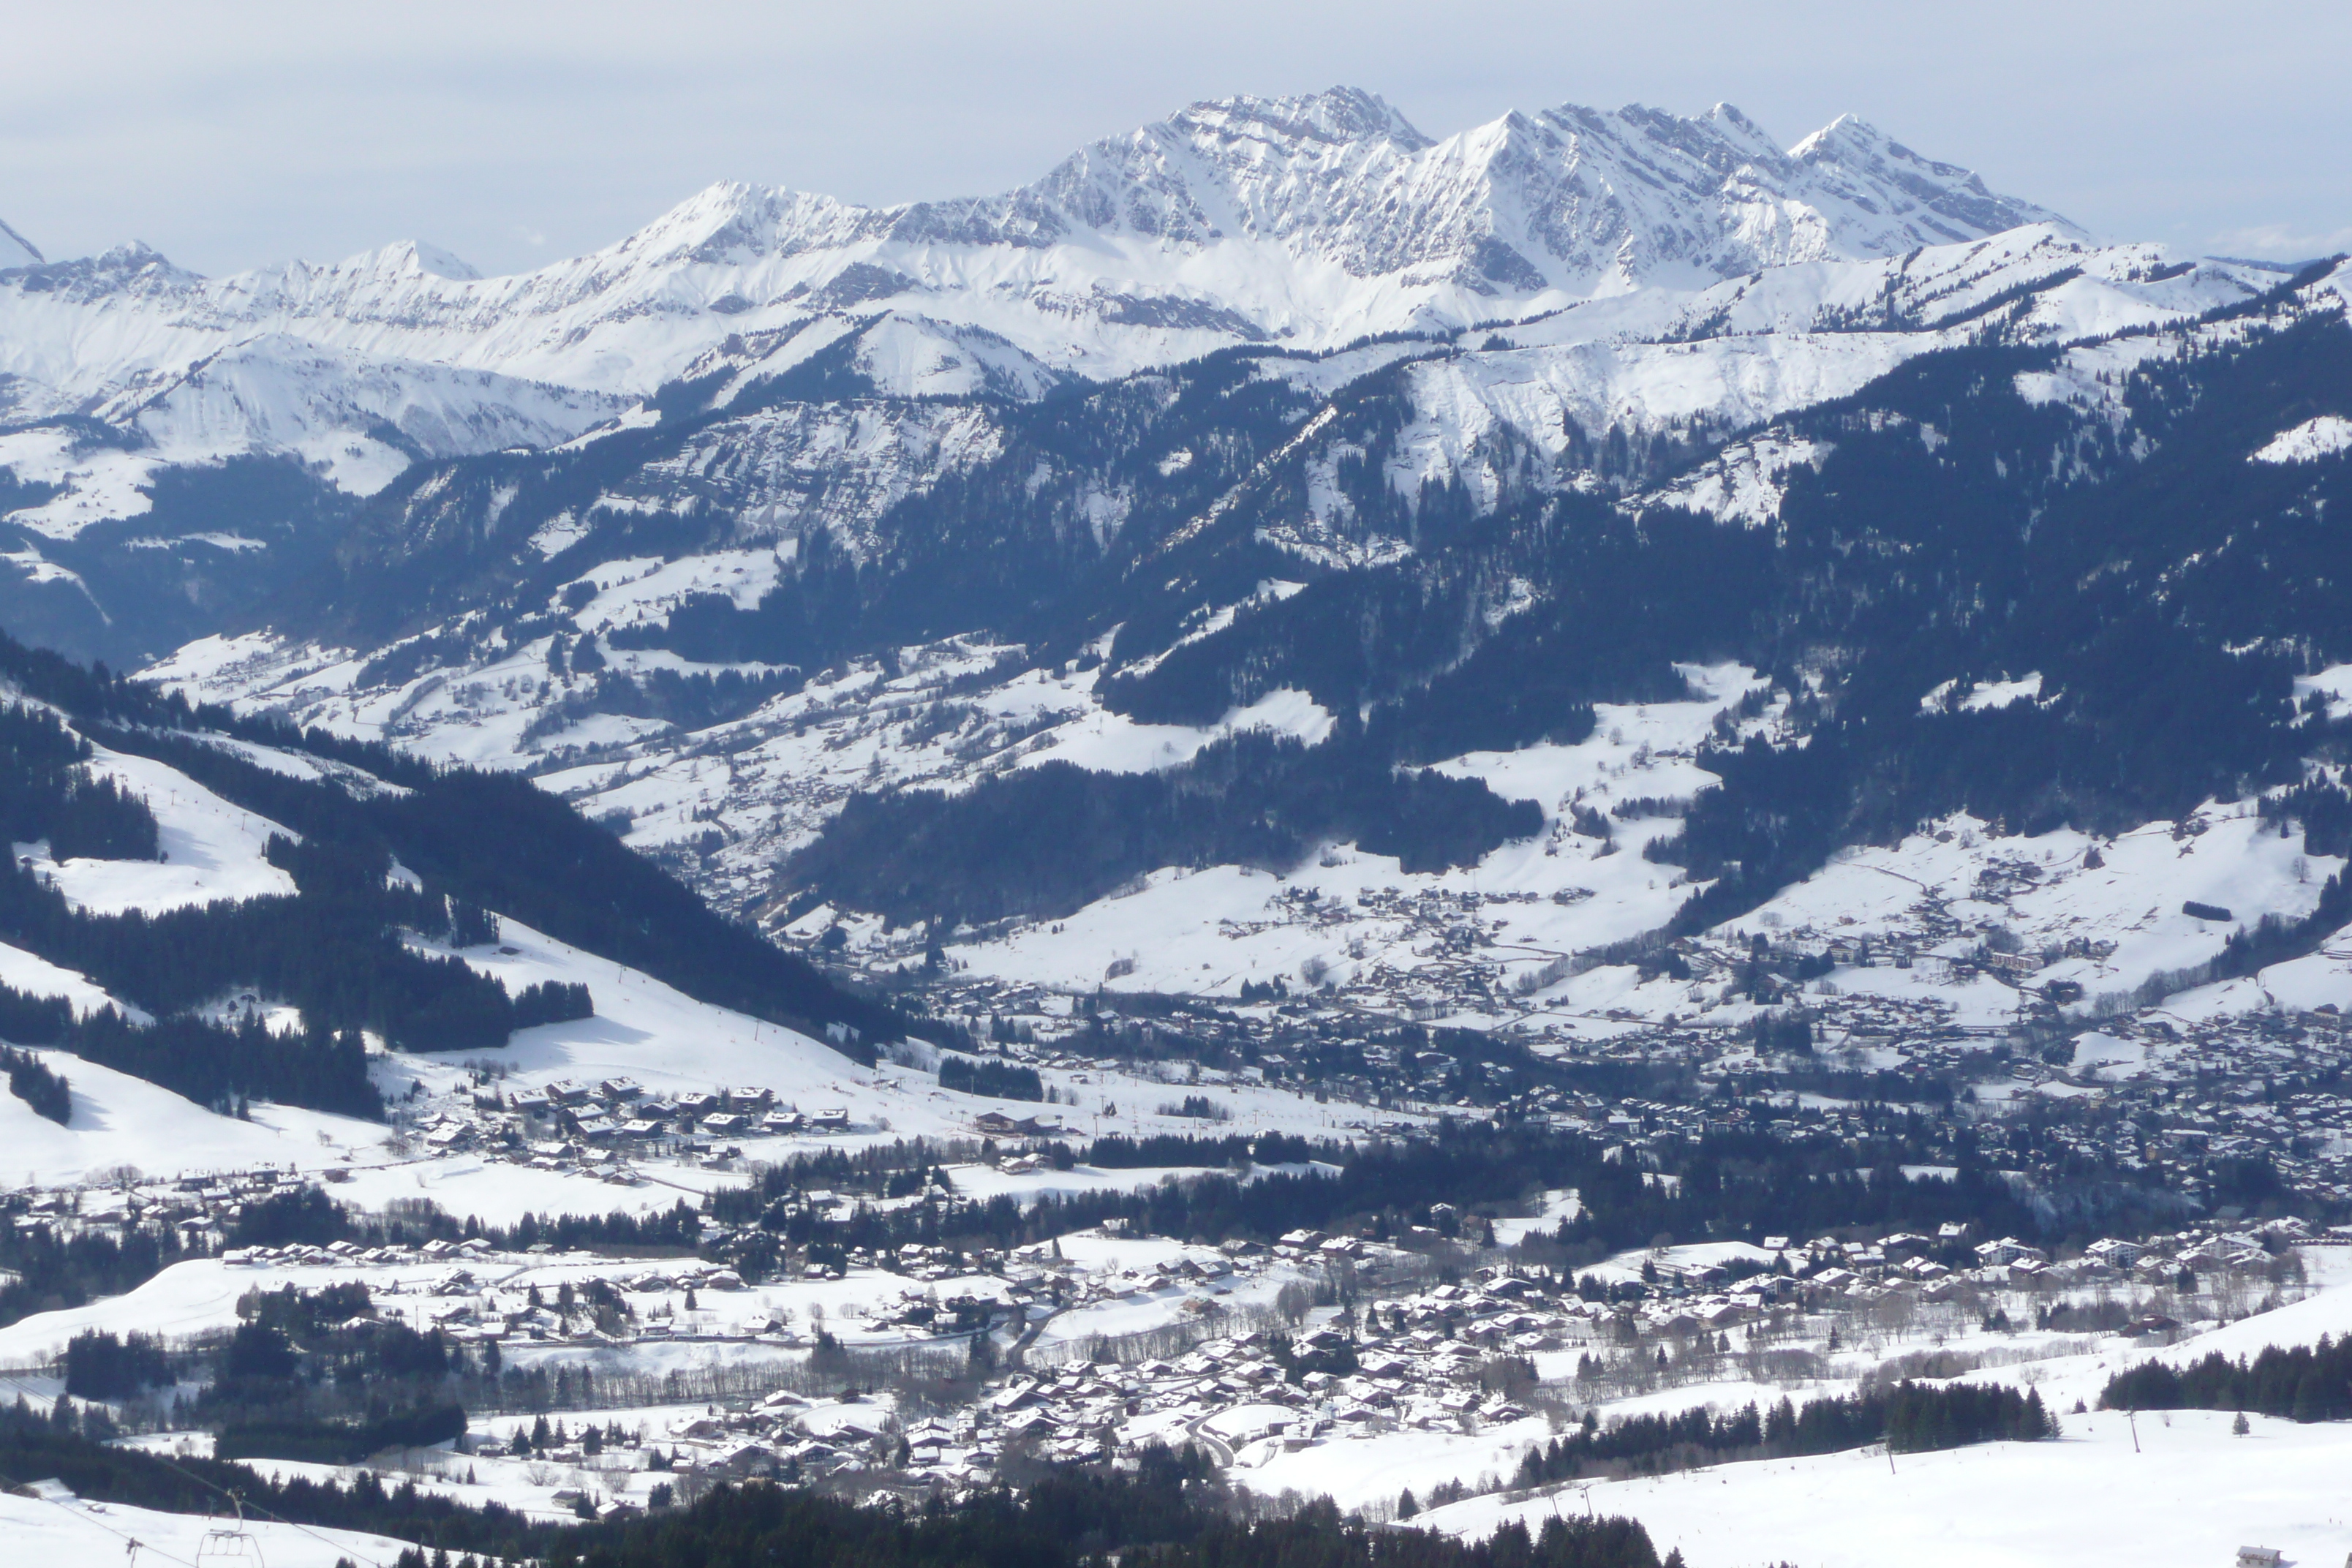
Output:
top-left (0, 701), bottom-right (159, 860)
top-left (1515, 1380), bottom-right (2057, 1485)
top-left (790, 731), bottom-right (1542, 924)
top-left (0, 1040), bottom-right (69, 1123)
top-left (935, 1052), bottom-right (1047, 1100)
top-left (2102, 1333), bottom-right (2352, 1422)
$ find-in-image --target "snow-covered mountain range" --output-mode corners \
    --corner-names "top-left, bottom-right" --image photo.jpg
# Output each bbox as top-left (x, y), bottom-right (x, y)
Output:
top-left (0, 90), bottom-right (2277, 670)
top-left (0, 89), bottom-right (2078, 502)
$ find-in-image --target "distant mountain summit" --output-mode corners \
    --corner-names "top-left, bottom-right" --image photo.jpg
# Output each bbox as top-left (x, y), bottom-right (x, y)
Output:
top-left (970, 88), bottom-right (2076, 290)
top-left (655, 89), bottom-right (2073, 295)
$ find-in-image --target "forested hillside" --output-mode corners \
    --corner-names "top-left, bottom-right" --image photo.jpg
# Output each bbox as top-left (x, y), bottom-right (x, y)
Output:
top-left (0, 630), bottom-right (911, 1120)
top-left (783, 278), bottom-right (2352, 930)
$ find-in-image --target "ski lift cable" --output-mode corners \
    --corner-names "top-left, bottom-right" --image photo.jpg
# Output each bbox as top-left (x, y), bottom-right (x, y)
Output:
top-left (0, 1465), bottom-right (205, 1568)
top-left (140, 1451), bottom-right (401, 1568)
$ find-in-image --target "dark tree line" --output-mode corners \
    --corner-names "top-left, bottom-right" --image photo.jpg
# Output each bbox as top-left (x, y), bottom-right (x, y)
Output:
top-left (214, 1401), bottom-right (468, 1465)
top-left (1, 1041), bottom-right (69, 1123)
top-left (2210, 870), bottom-right (2352, 981)
top-left (2262, 780), bottom-right (2352, 858)
top-left (1086, 1131), bottom-right (1330, 1168)
top-left (497, 1200), bottom-right (703, 1254)
top-left (0, 970), bottom-right (380, 1120)
top-left (938, 1053), bottom-right (1046, 1101)
top-left (561, 660), bottom-right (804, 731)
top-left (0, 1215), bottom-right (201, 1328)
top-left (704, 1122), bottom-right (2066, 1284)
top-left (0, 700), bottom-right (160, 860)
top-left (495, 1472), bottom-right (1666, 1568)
top-left (2103, 1333), bottom-right (2352, 1422)
top-left (63, 1328), bottom-right (172, 1399)
top-left (0, 839), bottom-right (526, 1053)
top-left (790, 730), bottom-right (1540, 926)
top-left (514, 979), bottom-right (595, 1028)
top-left (1518, 1382), bottom-right (2057, 1485)
top-left (225, 1185), bottom-right (703, 1258)
top-left (153, 1281), bottom-right (480, 1464)
top-left (1103, 501), bottom-right (1747, 762)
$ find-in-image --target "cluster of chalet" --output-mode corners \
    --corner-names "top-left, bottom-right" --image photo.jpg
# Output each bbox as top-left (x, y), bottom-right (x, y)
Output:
top-left (972, 1110), bottom-right (1066, 1141)
top-left (399, 1076), bottom-right (856, 1166)
top-left (39, 1186), bottom-right (2330, 1509)
top-left (216, 1245), bottom-right (770, 1346)
top-left (597, 1218), bottom-right (2324, 1493)
top-left (3, 1166), bottom-right (294, 1257)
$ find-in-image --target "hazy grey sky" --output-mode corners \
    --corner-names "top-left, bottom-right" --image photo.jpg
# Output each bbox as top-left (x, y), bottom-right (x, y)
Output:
top-left (9, 0), bottom-right (2351, 279)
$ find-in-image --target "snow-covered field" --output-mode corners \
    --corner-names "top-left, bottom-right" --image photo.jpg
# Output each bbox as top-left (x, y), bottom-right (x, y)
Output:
top-left (1423, 1259), bottom-right (2352, 1568)
top-left (1430, 1406), bottom-right (2352, 1568)
top-left (0, 1047), bottom-right (387, 1189)
top-left (0, 1488), bottom-right (421, 1568)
